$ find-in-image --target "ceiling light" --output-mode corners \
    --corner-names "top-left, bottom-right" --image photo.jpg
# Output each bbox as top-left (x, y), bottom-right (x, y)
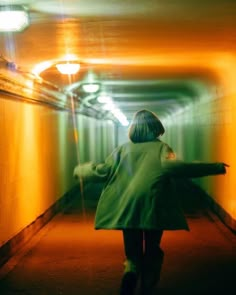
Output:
top-left (97, 95), bottom-right (112, 103)
top-left (0, 5), bottom-right (29, 32)
top-left (111, 109), bottom-right (129, 126)
top-left (81, 70), bottom-right (100, 93)
top-left (82, 83), bottom-right (100, 93)
top-left (56, 62), bottom-right (80, 75)
top-left (102, 101), bottom-right (115, 111)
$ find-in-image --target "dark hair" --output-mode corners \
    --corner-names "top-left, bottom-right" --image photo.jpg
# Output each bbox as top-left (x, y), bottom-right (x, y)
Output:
top-left (128, 109), bottom-right (165, 143)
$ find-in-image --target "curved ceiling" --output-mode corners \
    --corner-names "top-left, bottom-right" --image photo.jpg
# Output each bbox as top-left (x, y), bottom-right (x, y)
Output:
top-left (0, 0), bottom-right (235, 122)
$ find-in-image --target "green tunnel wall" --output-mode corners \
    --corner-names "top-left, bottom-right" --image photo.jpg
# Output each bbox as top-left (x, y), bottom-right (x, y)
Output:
top-left (162, 92), bottom-right (236, 230)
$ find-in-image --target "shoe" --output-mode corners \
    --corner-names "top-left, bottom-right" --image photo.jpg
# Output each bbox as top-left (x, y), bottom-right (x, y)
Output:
top-left (120, 272), bottom-right (138, 295)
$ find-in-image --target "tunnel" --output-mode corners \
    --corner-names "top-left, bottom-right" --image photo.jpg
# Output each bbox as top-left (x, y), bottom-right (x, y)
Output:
top-left (0, 1), bottom-right (236, 294)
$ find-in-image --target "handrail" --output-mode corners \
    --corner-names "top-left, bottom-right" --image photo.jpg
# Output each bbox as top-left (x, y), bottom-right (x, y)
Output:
top-left (0, 69), bottom-right (71, 110)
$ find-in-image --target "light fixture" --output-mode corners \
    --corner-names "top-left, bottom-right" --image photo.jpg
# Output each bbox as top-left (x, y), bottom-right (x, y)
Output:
top-left (56, 62), bottom-right (80, 75)
top-left (0, 5), bottom-right (29, 32)
top-left (97, 95), bottom-right (129, 126)
top-left (111, 108), bottom-right (129, 126)
top-left (82, 83), bottom-right (100, 93)
top-left (81, 70), bottom-right (100, 93)
top-left (97, 95), bottom-right (112, 104)
top-left (102, 101), bottom-right (115, 111)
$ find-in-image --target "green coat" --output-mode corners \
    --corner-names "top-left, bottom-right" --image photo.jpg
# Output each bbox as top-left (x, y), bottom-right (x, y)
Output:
top-left (73, 139), bottom-right (226, 231)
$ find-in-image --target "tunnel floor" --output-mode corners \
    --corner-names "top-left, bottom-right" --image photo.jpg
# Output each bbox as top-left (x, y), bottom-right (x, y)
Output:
top-left (0, 185), bottom-right (235, 295)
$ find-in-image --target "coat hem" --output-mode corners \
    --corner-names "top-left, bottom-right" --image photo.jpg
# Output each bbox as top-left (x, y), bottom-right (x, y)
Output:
top-left (94, 225), bottom-right (190, 231)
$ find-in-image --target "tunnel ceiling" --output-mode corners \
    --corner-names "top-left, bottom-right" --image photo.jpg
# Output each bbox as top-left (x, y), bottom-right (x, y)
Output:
top-left (0, 0), bottom-right (236, 122)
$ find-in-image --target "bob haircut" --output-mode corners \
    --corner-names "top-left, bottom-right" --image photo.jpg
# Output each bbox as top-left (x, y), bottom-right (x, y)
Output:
top-left (128, 109), bottom-right (165, 143)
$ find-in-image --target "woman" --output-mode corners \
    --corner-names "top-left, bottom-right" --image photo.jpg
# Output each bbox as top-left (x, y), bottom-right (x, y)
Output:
top-left (73, 109), bottom-right (228, 295)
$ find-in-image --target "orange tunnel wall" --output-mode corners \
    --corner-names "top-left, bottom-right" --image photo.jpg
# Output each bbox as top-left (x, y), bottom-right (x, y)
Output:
top-left (0, 93), bottom-right (116, 249)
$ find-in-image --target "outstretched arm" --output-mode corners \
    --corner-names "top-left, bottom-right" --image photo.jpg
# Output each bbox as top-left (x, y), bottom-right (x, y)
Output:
top-left (160, 143), bottom-right (229, 178)
top-left (73, 162), bottom-right (111, 182)
top-left (162, 160), bottom-right (229, 178)
top-left (73, 146), bottom-right (121, 182)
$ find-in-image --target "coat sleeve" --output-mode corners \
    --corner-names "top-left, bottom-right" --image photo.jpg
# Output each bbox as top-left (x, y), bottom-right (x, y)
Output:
top-left (161, 160), bottom-right (227, 178)
top-left (73, 146), bottom-right (121, 182)
top-left (160, 142), bottom-right (227, 177)
top-left (73, 162), bottom-right (110, 182)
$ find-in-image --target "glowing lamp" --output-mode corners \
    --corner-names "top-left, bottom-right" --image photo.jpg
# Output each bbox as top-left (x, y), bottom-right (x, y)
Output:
top-left (82, 83), bottom-right (100, 93)
top-left (56, 63), bottom-right (80, 75)
top-left (111, 109), bottom-right (129, 126)
top-left (0, 5), bottom-right (29, 32)
top-left (97, 95), bottom-right (112, 103)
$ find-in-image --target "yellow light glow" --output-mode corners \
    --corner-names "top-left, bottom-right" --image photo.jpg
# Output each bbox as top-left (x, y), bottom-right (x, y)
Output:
top-left (25, 80), bottom-right (34, 89)
top-left (0, 9), bottom-right (29, 32)
top-left (23, 80), bottom-right (34, 95)
top-left (56, 63), bottom-right (80, 75)
top-left (63, 54), bottom-right (78, 61)
top-left (32, 61), bottom-right (54, 76)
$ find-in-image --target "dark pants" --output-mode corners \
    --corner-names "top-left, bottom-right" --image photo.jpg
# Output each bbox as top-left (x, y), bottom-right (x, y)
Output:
top-left (122, 229), bottom-right (164, 294)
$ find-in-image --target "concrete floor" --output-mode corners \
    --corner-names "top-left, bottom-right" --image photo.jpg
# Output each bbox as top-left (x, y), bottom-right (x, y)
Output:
top-left (0, 185), bottom-right (236, 295)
